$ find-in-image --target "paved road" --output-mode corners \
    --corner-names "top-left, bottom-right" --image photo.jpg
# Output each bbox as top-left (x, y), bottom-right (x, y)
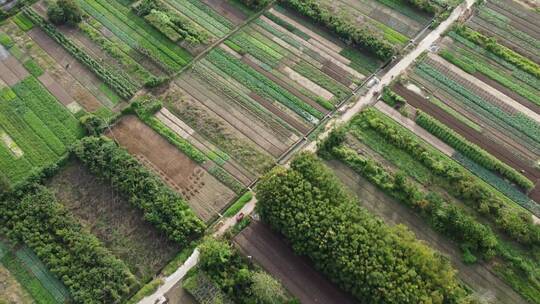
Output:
top-left (138, 0), bottom-right (476, 302)
top-left (138, 196), bottom-right (257, 304)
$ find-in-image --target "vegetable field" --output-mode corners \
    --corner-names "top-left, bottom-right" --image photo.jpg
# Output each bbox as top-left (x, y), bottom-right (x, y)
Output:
top-left (398, 2), bottom-right (540, 204)
top-left (0, 74), bottom-right (83, 189)
top-left (0, 17), bottom-right (121, 114)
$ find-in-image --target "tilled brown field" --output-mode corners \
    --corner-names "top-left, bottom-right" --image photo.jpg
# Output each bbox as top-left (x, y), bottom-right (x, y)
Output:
top-left (106, 115), bottom-right (236, 222)
top-left (393, 84), bottom-right (540, 202)
top-left (234, 221), bottom-right (358, 304)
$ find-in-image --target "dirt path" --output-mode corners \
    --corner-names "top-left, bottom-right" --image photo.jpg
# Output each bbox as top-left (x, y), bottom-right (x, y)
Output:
top-left (375, 102), bottom-right (456, 156)
top-left (327, 160), bottom-right (528, 304)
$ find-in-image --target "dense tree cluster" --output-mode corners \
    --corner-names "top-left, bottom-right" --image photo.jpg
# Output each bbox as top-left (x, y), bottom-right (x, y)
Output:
top-left (72, 136), bottom-right (205, 244)
top-left (0, 186), bottom-right (136, 303)
top-left (47, 0), bottom-right (82, 25)
top-left (280, 0), bottom-right (395, 60)
top-left (256, 152), bottom-right (468, 303)
top-left (352, 108), bottom-right (540, 246)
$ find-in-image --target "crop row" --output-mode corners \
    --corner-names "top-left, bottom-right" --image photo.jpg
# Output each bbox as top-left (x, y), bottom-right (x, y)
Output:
top-left (135, 0), bottom-right (211, 44)
top-left (192, 62), bottom-right (298, 136)
top-left (228, 33), bottom-right (282, 67)
top-left (454, 25), bottom-right (540, 78)
top-left (207, 48), bottom-right (322, 123)
top-left (0, 136), bottom-right (34, 190)
top-left (293, 61), bottom-right (350, 102)
top-left (79, 20), bottom-right (156, 86)
top-left (454, 153), bottom-right (540, 217)
top-left (477, 7), bottom-right (540, 51)
top-left (166, 0), bottom-right (231, 37)
top-left (350, 107), bottom-right (540, 246)
top-left (0, 97), bottom-right (58, 167)
top-left (12, 77), bottom-right (82, 145)
top-left (77, 0), bottom-right (187, 72)
top-left (375, 0), bottom-right (434, 22)
top-left (97, 0), bottom-right (192, 59)
top-left (1, 249), bottom-right (59, 304)
top-left (417, 63), bottom-right (540, 145)
top-left (440, 49), bottom-right (540, 107)
top-left (415, 111), bottom-right (534, 190)
top-left (24, 9), bottom-right (137, 99)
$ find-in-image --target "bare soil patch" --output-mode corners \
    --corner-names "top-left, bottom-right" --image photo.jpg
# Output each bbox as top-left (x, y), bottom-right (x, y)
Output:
top-left (234, 221), bottom-right (358, 304)
top-left (47, 161), bottom-right (180, 282)
top-left (106, 115), bottom-right (236, 222)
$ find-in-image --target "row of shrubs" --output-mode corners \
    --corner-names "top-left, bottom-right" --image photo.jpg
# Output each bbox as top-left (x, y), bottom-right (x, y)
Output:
top-left (415, 111), bottom-right (534, 191)
top-left (454, 25), bottom-right (540, 78)
top-left (257, 152), bottom-right (470, 303)
top-left (319, 129), bottom-right (498, 261)
top-left (72, 136), bottom-right (206, 244)
top-left (23, 8), bottom-right (137, 99)
top-left (279, 0), bottom-right (396, 60)
top-left (0, 185), bottom-right (137, 303)
top-left (351, 108), bottom-right (540, 246)
top-left (381, 87), bottom-right (406, 107)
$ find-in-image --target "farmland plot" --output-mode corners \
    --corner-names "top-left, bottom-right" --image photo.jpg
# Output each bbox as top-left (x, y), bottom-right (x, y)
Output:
top-left (0, 265), bottom-right (33, 304)
top-left (325, 0), bottom-right (431, 40)
top-left (404, 34), bottom-right (540, 202)
top-left (156, 3), bottom-right (406, 184)
top-left (0, 239), bottom-right (71, 304)
top-left (0, 73), bottom-right (83, 189)
top-left (106, 115), bottom-right (236, 222)
top-left (467, 0), bottom-right (540, 63)
top-left (0, 19), bottom-right (121, 114)
top-left (46, 161), bottom-right (181, 283)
